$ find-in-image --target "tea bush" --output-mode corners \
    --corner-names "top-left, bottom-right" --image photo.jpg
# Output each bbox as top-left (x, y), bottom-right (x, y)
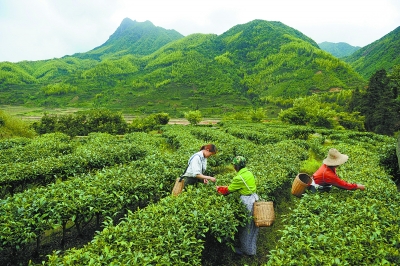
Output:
top-left (0, 121), bottom-right (398, 265)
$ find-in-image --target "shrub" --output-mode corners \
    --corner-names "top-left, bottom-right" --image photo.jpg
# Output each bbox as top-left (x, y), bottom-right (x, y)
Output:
top-left (299, 158), bottom-right (320, 175)
top-left (32, 108), bottom-right (128, 136)
top-left (129, 112), bottom-right (170, 132)
top-left (152, 112), bottom-right (170, 125)
top-left (250, 108), bottom-right (266, 122)
top-left (184, 110), bottom-right (202, 125)
top-left (278, 94), bottom-right (364, 130)
top-left (0, 110), bottom-right (36, 138)
top-left (222, 108), bottom-right (266, 123)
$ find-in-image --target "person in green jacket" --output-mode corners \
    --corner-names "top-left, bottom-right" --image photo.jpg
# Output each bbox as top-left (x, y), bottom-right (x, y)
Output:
top-left (216, 156), bottom-right (259, 256)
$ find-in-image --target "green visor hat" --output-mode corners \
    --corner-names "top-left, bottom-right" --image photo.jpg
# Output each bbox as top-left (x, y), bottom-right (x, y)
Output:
top-left (232, 156), bottom-right (246, 167)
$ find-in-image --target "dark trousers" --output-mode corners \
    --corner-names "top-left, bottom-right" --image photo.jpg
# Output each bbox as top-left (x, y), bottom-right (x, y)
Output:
top-left (183, 176), bottom-right (200, 188)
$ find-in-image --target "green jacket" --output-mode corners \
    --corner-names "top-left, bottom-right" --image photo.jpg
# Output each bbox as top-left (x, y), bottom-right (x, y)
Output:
top-left (228, 167), bottom-right (256, 195)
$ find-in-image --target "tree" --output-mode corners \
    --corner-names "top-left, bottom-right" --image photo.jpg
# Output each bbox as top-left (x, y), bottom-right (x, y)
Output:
top-left (279, 94), bottom-right (366, 130)
top-left (32, 109), bottom-right (128, 136)
top-left (362, 69), bottom-right (399, 135)
top-left (151, 112), bottom-right (170, 125)
top-left (129, 112), bottom-right (170, 132)
top-left (0, 110), bottom-right (36, 138)
top-left (388, 64), bottom-right (400, 99)
top-left (32, 113), bottom-right (58, 135)
top-left (279, 95), bottom-right (339, 129)
top-left (347, 88), bottom-right (364, 112)
top-left (184, 110), bottom-right (202, 125)
top-left (250, 108), bottom-right (266, 122)
top-left (397, 134), bottom-right (400, 173)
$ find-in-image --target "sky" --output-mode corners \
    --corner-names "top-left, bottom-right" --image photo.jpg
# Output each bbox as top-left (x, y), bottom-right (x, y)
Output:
top-left (0, 0), bottom-right (399, 63)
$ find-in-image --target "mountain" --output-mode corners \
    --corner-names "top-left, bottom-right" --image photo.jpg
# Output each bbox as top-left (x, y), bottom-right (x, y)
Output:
top-left (0, 19), bottom-right (368, 116)
top-left (72, 18), bottom-right (184, 60)
top-left (318, 42), bottom-right (361, 58)
top-left (343, 26), bottom-right (400, 79)
top-left (206, 20), bottom-right (365, 97)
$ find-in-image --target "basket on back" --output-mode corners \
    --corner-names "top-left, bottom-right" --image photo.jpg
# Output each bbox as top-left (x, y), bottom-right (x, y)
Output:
top-left (253, 201), bottom-right (275, 227)
top-left (172, 178), bottom-right (185, 196)
top-left (291, 173), bottom-right (312, 197)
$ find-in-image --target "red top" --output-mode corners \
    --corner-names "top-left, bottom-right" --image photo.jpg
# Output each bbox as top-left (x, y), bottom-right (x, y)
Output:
top-left (313, 164), bottom-right (358, 190)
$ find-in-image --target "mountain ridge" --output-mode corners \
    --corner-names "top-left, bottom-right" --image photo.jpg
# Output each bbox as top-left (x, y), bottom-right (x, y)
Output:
top-left (343, 26), bottom-right (400, 78)
top-left (318, 42), bottom-right (361, 58)
top-left (0, 18), bottom-right (398, 116)
top-left (72, 18), bottom-right (184, 60)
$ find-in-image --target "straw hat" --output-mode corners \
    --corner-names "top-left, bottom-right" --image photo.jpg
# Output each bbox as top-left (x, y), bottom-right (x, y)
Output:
top-left (323, 148), bottom-right (348, 166)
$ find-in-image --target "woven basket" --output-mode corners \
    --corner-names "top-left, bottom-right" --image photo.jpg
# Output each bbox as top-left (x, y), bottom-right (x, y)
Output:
top-left (172, 178), bottom-right (184, 196)
top-left (291, 173), bottom-right (312, 197)
top-left (253, 201), bottom-right (275, 227)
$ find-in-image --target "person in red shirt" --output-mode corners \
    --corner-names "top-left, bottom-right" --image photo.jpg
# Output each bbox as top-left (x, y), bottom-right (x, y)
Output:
top-left (312, 148), bottom-right (365, 191)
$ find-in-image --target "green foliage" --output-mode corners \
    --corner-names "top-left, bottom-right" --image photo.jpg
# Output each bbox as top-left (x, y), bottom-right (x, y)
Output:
top-left (222, 108), bottom-right (267, 122)
top-left (378, 140), bottom-right (400, 184)
top-left (318, 41), bottom-right (361, 58)
top-left (0, 62), bottom-right (36, 85)
top-left (89, 18), bottom-right (184, 58)
top-left (349, 69), bottom-right (400, 135)
top-left (344, 26), bottom-right (400, 79)
top-left (0, 19), bottom-right (368, 113)
top-left (0, 137), bottom-right (31, 150)
top-left (45, 188), bottom-right (245, 265)
top-left (184, 110), bottom-right (202, 125)
top-left (81, 56), bottom-right (139, 78)
top-left (0, 132), bottom-right (147, 197)
top-left (337, 111), bottom-right (365, 131)
top-left (132, 79), bottom-right (151, 89)
top-left (261, 96), bottom-right (294, 108)
top-left (32, 108), bottom-right (128, 137)
top-left (389, 64), bottom-right (400, 98)
top-left (145, 50), bottom-right (184, 68)
top-left (0, 121), bottom-right (399, 265)
top-left (41, 83), bottom-right (77, 95)
top-left (242, 35), bottom-right (365, 98)
top-left (299, 158), bottom-right (320, 175)
top-left (250, 108), bottom-right (266, 122)
top-left (129, 112), bottom-right (170, 132)
top-left (266, 130), bottom-right (399, 265)
top-left (0, 132), bottom-right (72, 165)
top-left (222, 111), bottom-right (250, 121)
top-left (278, 94), bottom-right (365, 130)
top-left (0, 110), bottom-right (36, 138)
top-left (32, 60), bottom-right (76, 81)
top-left (214, 52), bottom-right (234, 66)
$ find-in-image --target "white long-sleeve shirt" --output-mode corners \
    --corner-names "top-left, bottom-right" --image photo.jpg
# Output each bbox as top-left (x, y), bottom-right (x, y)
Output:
top-left (184, 151), bottom-right (206, 177)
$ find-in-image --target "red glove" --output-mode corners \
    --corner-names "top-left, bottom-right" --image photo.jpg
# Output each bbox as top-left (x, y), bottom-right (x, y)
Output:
top-left (216, 186), bottom-right (229, 195)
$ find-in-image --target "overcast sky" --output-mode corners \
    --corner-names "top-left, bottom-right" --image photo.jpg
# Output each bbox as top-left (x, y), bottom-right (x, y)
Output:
top-left (1, 0), bottom-right (399, 63)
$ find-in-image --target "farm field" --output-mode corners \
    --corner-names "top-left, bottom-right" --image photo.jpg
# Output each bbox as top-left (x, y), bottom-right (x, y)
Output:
top-left (0, 121), bottom-right (399, 265)
top-left (1, 105), bottom-right (220, 125)
top-left (1, 106), bottom-right (85, 118)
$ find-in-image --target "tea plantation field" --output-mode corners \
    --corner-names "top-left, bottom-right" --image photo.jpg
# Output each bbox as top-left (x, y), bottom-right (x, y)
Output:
top-left (0, 121), bottom-right (399, 265)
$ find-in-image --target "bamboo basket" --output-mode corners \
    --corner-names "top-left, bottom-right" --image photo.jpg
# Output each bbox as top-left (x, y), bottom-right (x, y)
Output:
top-left (172, 178), bottom-right (185, 196)
top-left (253, 201), bottom-right (275, 227)
top-left (291, 173), bottom-right (312, 197)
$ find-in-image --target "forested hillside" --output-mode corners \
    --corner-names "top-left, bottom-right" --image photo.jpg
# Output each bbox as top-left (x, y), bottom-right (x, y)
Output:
top-left (73, 18), bottom-right (184, 60)
top-left (318, 42), bottom-right (361, 58)
top-left (344, 26), bottom-right (400, 79)
top-left (0, 19), bottom-right (367, 115)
